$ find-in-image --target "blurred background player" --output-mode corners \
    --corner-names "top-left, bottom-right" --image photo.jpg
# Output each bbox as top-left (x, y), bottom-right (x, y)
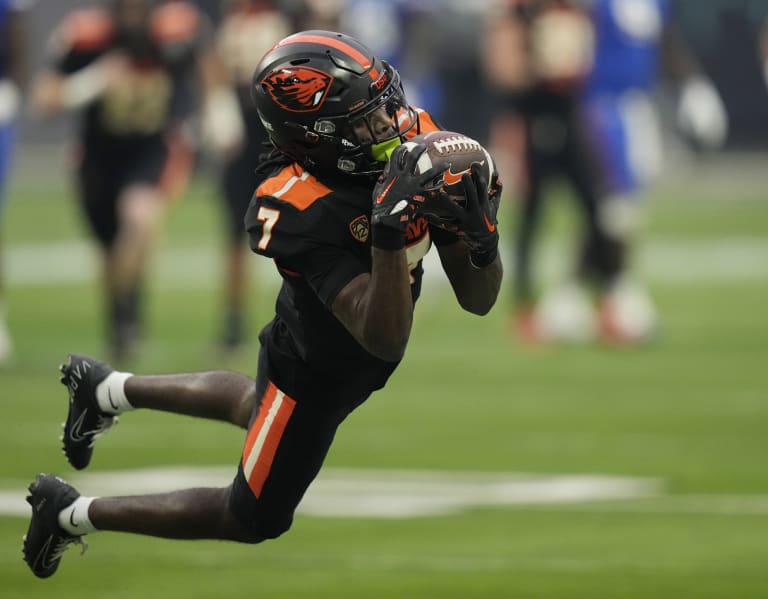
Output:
top-left (214, 0), bottom-right (290, 352)
top-left (485, 0), bottom-right (728, 344)
top-left (30, 0), bottom-right (242, 362)
top-left (0, 0), bottom-right (29, 365)
top-left (338, 0), bottom-right (443, 120)
top-left (482, 0), bottom-right (609, 343)
top-left (577, 0), bottom-right (728, 343)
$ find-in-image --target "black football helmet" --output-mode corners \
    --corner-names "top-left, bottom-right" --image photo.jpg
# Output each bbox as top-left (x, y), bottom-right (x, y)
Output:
top-left (251, 30), bottom-right (419, 176)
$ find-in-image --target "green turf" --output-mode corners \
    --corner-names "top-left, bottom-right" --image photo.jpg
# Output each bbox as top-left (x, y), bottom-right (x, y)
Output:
top-left (1, 169), bottom-right (767, 597)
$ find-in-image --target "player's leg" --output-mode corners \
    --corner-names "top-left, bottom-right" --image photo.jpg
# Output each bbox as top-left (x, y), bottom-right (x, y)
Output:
top-left (579, 93), bottom-right (660, 342)
top-left (219, 146), bottom-right (257, 351)
top-left (512, 137), bottom-right (547, 341)
top-left (564, 116), bottom-right (622, 292)
top-left (87, 375), bottom-right (344, 543)
top-left (76, 151), bottom-right (129, 359)
top-left (107, 134), bottom-right (193, 360)
top-left (26, 349), bottom-right (354, 577)
top-left (60, 352), bottom-right (256, 470)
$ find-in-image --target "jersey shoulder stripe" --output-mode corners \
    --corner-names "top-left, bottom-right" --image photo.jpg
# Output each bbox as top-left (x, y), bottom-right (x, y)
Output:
top-left (256, 163), bottom-right (333, 211)
top-left (410, 108), bottom-right (441, 135)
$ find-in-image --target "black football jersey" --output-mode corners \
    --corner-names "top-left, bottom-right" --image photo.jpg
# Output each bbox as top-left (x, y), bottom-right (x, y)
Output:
top-left (245, 110), bottom-right (451, 396)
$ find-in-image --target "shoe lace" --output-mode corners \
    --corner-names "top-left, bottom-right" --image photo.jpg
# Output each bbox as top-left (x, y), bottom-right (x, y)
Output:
top-left (50, 534), bottom-right (88, 562)
top-left (94, 414), bottom-right (115, 435)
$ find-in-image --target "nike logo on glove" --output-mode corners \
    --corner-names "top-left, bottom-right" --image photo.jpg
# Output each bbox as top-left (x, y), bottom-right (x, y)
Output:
top-left (483, 213), bottom-right (496, 233)
top-left (375, 176), bottom-right (397, 204)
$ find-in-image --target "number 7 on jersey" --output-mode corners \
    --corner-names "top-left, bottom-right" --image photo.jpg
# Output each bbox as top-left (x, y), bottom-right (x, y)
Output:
top-left (255, 207), bottom-right (280, 250)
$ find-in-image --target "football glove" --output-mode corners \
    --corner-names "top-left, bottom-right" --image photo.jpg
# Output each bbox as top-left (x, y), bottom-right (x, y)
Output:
top-left (371, 143), bottom-right (447, 250)
top-left (421, 165), bottom-right (501, 267)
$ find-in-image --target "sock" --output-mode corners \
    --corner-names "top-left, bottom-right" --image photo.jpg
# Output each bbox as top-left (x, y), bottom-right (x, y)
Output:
top-left (58, 496), bottom-right (97, 535)
top-left (95, 371), bottom-right (135, 415)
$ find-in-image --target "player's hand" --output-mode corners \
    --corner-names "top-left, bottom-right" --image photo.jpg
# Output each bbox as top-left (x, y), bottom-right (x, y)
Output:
top-left (677, 76), bottom-right (728, 149)
top-left (371, 143), bottom-right (447, 250)
top-left (426, 164), bottom-right (501, 267)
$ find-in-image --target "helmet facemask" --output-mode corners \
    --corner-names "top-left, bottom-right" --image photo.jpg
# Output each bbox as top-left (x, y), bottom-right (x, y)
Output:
top-left (317, 64), bottom-right (418, 175)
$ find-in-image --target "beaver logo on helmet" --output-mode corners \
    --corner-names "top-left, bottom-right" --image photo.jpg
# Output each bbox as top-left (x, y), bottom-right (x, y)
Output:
top-left (261, 67), bottom-right (333, 113)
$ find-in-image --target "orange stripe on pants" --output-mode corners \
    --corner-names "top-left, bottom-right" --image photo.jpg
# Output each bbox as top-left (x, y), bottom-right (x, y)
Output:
top-left (241, 381), bottom-right (296, 498)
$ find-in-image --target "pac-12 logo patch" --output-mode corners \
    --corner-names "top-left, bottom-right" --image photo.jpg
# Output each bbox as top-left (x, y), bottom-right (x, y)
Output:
top-left (349, 215), bottom-right (369, 243)
top-left (261, 67), bottom-right (333, 113)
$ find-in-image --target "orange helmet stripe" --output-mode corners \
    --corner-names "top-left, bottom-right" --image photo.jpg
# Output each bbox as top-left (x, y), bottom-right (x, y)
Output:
top-left (275, 34), bottom-right (379, 80)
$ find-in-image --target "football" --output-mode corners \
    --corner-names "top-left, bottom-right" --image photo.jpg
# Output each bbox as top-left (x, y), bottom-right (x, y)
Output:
top-left (402, 130), bottom-right (496, 202)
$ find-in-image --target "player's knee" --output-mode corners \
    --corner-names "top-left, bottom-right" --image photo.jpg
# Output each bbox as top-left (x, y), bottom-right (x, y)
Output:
top-left (233, 508), bottom-right (294, 543)
top-left (229, 483), bottom-right (295, 542)
top-left (256, 514), bottom-right (294, 541)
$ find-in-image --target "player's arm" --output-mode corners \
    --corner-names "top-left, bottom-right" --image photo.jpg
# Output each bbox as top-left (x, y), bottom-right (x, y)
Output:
top-left (331, 249), bottom-right (413, 363)
top-left (190, 10), bottom-right (244, 157)
top-left (661, 18), bottom-right (728, 149)
top-left (431, 166), bottom-right (503, 315)
top-left (29, 9), bottom-right (120, 116)
top-left (331, 144), bottom-right (447, 362)
top-left (436, 240), bottom-right (502, 316)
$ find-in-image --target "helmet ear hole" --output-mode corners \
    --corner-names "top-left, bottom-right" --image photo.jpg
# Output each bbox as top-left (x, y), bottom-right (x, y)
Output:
top-left (282, 122), bottom-right (320, 145)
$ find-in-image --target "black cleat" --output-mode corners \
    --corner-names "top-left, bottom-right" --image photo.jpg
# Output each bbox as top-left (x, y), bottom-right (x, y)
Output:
top-left (60, 354), bottom-right (116, 470)
top-left (23, 474), bottom-right (87, 578)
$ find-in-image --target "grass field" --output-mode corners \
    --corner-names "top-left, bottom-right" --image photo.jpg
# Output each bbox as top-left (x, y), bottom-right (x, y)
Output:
top-left (1, 155), bottom-right (767, 598)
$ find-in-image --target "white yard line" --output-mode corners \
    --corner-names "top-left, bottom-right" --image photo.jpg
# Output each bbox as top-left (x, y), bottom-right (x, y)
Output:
top-left (0, 465), bottom-right (764, 521)
top-left (6, 238), bottom-right (768, 288)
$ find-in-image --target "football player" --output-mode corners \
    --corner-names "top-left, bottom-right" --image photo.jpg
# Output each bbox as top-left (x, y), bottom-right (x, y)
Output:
top-left (22, 30), bottom-right (502, 578)
top-left (578, 0), bottom-right (727, 343)
top-left (29, 0), bottom-right (243, 361)
top-left (0, 0), bottom-right (28, 365)
top-left (482, 0), bottom-right (612, 342)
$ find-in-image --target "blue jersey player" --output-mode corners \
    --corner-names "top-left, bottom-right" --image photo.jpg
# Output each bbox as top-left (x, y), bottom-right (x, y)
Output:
top-left (578, 0), bottom-right (727, 342)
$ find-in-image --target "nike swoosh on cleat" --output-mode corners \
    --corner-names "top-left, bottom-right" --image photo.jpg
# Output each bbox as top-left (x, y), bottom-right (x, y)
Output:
top-left (67, 409), bottom-right (91, 443)
top-left (33, 535), bottom-right (55, 571)
top-left (375, 176), bottom-right (397, 204)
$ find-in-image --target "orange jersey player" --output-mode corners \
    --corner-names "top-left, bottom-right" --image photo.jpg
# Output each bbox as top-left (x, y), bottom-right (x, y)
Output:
top-left (22, 30), bottom-right (502, 579)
